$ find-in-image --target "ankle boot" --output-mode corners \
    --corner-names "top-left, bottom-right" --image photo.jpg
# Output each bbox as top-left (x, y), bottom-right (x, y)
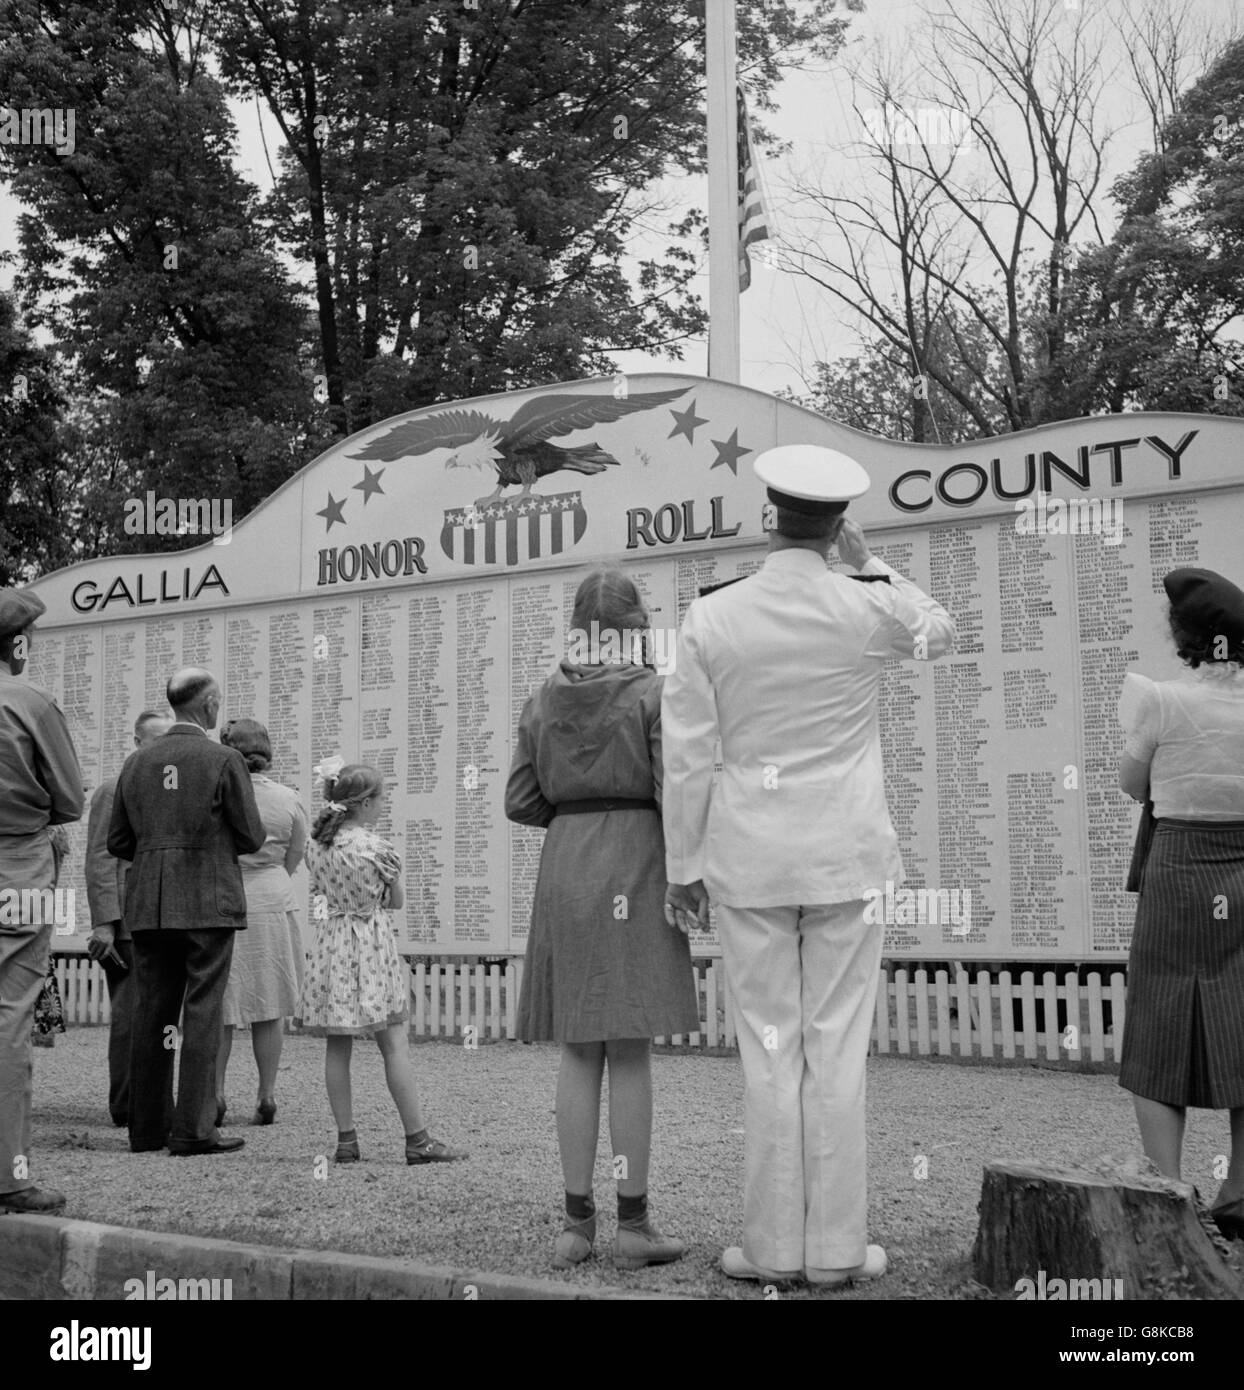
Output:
top-left (614, 1213), bottom-right (685, 1271)
top-left (552, 1212), bottom-right (597, 1268)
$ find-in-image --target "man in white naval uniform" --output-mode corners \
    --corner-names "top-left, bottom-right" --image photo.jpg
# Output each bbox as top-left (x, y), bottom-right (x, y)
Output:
top-left (661, 445), bottom-right (955, 1284)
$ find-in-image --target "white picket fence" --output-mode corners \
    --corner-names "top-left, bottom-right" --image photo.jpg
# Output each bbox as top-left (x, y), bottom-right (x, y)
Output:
top-left (52, 955), bottom-right (1127, 1062)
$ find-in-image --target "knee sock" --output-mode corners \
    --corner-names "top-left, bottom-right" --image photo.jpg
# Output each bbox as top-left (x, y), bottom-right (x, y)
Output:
top-left (565, 1191), bottom-right (595, 1223)
top-left (618, 1192), bottom-right (647, 1224)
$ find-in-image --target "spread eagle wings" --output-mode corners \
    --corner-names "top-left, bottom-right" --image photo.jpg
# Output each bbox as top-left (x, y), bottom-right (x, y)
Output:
top-left (348, 388), bottom-right (691, 463)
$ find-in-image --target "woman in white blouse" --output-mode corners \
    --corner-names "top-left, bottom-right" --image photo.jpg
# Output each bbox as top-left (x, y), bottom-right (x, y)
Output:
top-left (1118, 567), bottom-right (1244, 1241)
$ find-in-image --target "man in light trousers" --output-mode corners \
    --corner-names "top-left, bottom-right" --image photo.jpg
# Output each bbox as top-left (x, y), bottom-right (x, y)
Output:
top-left (661, 445), bottom-right (955, 1284)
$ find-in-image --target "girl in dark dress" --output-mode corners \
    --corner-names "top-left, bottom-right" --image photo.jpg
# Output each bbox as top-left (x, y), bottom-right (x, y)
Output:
top-left (506, 569), bottom-right (699, 1270)
top-left (1118, 568), bottom-right (1244, 1241)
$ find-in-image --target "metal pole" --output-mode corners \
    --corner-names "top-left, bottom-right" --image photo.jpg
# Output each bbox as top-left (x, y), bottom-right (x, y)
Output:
top-left (706, 0), bottom-right (740, 383)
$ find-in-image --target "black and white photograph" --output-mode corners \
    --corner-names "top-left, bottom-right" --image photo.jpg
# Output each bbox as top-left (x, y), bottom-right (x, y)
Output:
top-left (3, 0), bottom-right (1244, 1352)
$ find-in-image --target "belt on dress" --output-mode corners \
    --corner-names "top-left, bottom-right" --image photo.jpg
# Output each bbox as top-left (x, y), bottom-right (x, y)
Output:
top-left (553, 798), bottom-right (658, 816)
top-left (333, 909), bottom-right (386, 942)
top-left (1157, 817), bottom-right (1244, 828)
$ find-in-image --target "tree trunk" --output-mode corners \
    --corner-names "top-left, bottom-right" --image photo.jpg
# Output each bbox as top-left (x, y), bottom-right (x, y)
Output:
top-left (973, 1155), bottom-right (1244, 1301)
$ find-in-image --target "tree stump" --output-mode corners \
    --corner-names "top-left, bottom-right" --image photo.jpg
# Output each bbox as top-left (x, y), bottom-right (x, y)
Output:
top-left (973, 1153), bottom-right (1244, 1300)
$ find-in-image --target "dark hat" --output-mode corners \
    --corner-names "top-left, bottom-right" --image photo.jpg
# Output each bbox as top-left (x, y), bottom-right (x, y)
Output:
top-left (1163, 568), bottom-right (1244, 642)
top-left (0, 588), bottom-right (46, 642)
top-left (754, 445), bottom-right (870, 517)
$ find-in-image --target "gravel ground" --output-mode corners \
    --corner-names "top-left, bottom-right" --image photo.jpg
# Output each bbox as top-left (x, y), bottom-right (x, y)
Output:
top-left (23, 1030), bottom-right (1243, 1301)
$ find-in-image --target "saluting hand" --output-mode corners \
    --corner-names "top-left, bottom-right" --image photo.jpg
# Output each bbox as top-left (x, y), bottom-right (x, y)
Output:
top-left (664, 881), bottom-right (710, 935)
top-left (835, 517), bottom-right (872, 570)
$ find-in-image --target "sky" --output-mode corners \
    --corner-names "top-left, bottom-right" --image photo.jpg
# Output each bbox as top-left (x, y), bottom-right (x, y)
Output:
top-left (3, 0), bottom-right (1242, 401)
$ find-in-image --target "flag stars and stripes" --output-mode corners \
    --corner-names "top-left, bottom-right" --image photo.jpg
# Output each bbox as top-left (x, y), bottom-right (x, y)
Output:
top-left (737, 85), bottom-right (771, 293)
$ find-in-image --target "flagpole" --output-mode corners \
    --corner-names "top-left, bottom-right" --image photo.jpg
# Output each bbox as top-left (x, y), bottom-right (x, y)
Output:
top-left (706, 0), bottom-right (740, 383)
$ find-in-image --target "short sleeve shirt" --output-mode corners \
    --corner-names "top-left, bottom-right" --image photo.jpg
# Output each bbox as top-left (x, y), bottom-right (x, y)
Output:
top-left (1119, 666), bottom-right (1244, 819)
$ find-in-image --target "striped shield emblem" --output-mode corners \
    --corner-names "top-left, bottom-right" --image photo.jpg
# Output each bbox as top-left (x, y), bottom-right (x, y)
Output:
top-left (440, 492), bottom-right (587, 566)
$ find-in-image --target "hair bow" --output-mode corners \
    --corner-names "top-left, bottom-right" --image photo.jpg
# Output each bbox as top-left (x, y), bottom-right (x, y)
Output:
top-left (313, 755), bottom-right (345, 782)
top-left (326, 801), bottom-right (348, 813)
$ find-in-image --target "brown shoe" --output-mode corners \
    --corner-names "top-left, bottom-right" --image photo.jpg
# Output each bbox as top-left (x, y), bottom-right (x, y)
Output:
top-left (614, 1217), bottom-right (684, 1271)
top-left (0, 1186), bottom-right (66, 1214)
top-left (405, 1136), bottom-right (467, 1164)
top-left (552, 1213), bottom-right (596, 1269)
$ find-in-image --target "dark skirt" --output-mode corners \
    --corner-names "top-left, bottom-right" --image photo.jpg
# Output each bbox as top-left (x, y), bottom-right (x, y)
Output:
top-left (1119, 819), bottom-right (1244, 1108)
top-left (517, 806), bottom-right (700, 1043)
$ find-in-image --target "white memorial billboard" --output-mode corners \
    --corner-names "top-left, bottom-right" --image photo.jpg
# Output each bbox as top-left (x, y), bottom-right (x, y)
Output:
top-left (25, 372), bottom-right (1238, 959)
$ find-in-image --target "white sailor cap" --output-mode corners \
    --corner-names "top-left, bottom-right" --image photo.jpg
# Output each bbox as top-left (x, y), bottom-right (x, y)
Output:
top-left (754, 444), bottom-right (870, 516)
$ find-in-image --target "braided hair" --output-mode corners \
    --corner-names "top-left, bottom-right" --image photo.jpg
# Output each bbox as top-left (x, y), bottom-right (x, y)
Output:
top-left (312, 763), bottom-right (383, 845)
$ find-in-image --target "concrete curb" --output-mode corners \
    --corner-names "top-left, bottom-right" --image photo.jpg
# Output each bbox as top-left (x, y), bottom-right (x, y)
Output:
top-left (0, 1214), bottom-right (693, 1301)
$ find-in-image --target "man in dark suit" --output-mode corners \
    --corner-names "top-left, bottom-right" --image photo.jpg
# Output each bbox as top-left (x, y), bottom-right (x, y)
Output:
top-left (85, 710), bottom-right (173, 1127)
top-left (108, 668), bottom-right (265, 1156)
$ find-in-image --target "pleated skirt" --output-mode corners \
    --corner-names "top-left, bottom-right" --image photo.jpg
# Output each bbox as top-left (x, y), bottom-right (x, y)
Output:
top-left (1119, 819), bottom-right (1244, 1108)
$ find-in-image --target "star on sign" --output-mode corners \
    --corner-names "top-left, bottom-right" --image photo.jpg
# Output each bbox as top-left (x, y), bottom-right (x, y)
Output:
top-left (710, 428), bottom-right (751, 475)
top-left (668, 399), bottom-right (708, 444)
top-left (353, 464), bottom-right (385, 503)
top-left (317, 493), bottom-right (347, 529)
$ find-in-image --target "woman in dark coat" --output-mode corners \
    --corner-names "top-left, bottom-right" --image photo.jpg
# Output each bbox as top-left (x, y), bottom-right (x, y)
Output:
top-left (1118, 567), bottom-right (1244, 1240)
top-left (506, 568), bottom-right (699, 1271)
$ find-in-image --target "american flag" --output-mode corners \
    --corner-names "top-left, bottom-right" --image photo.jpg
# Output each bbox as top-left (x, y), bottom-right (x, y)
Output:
top-left (737, 85), bottom-right (771, 291)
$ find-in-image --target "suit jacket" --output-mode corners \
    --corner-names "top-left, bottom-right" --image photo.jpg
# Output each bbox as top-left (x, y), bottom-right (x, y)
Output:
top-left (661, 549), bottom-right (955, 907)
top-left (107, 725), bottom-right (266, 931)
top-left (86, 774), bottom-right (130, 938)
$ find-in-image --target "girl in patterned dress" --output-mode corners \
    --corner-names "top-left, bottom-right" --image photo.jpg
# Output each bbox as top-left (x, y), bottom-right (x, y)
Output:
top-left (295, 762), bottom-right (466, 1165)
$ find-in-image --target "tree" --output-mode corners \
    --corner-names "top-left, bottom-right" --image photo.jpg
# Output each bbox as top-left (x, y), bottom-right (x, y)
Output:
top-left (0, 0), bottom-right (331, 565)
top-left (1054, 32), bottom-right (1244, 415)
top-left (211, 0), bottom-right (857, 434)
top-left (791, 290), bottom-right (1024, 441)
top-left (783, 0), bottom-right (1241, 440)
top-left (0, 292), bottom-right (79, 585)
top-left (784, 0), bottom-right (1121, 440)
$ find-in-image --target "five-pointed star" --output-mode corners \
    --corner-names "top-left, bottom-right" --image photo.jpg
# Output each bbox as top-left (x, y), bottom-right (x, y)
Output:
top-left (353, 464), bottom-right (385, 503)
top-left (710, 429), bottom-right (751, 475)
top-left (317, 492), bottom-right (347, 529)
top-left (668, 399), bottom-right (708, 444)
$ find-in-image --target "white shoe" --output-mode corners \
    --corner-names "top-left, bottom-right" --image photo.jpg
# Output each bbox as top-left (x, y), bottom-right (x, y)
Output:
top-left (805, 1244), bottom-right (887, 1286)
top-left (720, 1246), bottom-right (802, 1281)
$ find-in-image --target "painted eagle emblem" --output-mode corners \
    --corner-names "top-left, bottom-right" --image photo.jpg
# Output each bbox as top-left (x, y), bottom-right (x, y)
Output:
top-left (350, 387), bottom-right (690, 509)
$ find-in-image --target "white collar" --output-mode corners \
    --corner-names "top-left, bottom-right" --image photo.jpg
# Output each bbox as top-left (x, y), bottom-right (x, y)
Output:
top-left (764, 548), bottom-right (830, 571)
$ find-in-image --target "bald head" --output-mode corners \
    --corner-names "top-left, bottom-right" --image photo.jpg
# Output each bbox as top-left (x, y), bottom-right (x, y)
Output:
top-left (166, 668), bottom-right (221, 729)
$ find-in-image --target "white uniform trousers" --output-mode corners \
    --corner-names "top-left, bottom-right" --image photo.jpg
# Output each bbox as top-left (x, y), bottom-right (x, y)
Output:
top-left (715, 900), bottom-right (882, 1270)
